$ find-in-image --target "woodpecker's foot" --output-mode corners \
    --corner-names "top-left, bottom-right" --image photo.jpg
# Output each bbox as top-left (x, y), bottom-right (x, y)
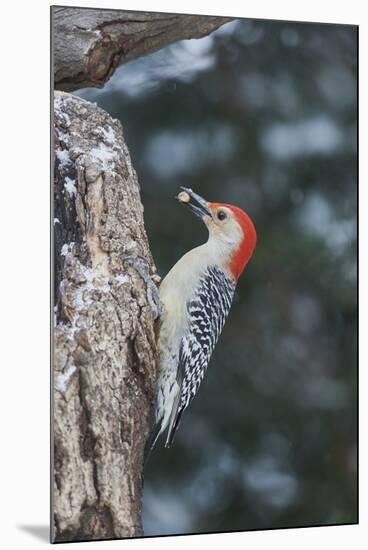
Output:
top-left (123, 256), bottom-right (163, 320)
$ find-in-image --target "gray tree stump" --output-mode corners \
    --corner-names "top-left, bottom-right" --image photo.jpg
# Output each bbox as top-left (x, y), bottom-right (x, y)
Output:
top-left (53, 91), bottom-right (159, 541)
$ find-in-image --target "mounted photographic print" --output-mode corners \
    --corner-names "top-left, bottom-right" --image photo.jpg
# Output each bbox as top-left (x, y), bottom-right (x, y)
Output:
top-left (52, 5), bottom-right (358, 543)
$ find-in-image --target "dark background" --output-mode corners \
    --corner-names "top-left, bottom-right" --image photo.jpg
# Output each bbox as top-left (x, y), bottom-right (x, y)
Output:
top-left (77, 16), bottom-right (357, 536)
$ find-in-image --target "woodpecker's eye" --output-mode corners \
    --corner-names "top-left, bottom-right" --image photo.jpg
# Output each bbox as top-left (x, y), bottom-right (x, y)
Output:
top-left (217, 210), bottom-right (227, 221)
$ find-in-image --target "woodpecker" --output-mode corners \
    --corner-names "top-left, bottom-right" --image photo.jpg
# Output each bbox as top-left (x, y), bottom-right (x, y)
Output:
top-left (146, 187), bottom-right (257, 455)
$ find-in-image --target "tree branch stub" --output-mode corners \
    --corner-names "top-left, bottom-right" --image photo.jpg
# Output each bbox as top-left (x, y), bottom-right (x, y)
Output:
top-left (52, 7), bottom-right (233, 91)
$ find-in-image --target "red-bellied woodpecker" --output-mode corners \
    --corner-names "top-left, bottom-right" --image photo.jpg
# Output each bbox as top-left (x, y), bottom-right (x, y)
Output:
top-left (146, 187), bottom-right (257, 455)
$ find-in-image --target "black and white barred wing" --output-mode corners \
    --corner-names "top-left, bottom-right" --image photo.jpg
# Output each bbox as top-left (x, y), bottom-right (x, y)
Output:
top-left (166, 266), bottom-right (235, 446)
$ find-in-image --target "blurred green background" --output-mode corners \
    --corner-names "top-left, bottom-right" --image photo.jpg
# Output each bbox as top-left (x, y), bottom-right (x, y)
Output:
top-left (76, 16), bottom-right (357, 536)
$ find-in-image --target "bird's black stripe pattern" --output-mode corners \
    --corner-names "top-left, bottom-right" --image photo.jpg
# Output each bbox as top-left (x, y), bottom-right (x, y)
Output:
top-left (178, 266), bottom-right (235, 416)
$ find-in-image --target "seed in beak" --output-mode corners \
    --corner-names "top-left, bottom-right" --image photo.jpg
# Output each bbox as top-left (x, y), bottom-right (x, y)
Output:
top-left (177, 191), bottom-right (190, 203)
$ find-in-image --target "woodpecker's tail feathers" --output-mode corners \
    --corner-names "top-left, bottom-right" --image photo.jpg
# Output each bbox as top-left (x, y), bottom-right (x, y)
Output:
top-left (144, 421), bottom-right (162, 464)
top-left (164, 386), bottom-right (185, 448)
top-left (165, 407), bottom-right (184, 448)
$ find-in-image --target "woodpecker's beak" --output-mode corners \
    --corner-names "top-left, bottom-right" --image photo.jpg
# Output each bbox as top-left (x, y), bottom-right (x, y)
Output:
top-left (177, 187), bottom-right (211, 219)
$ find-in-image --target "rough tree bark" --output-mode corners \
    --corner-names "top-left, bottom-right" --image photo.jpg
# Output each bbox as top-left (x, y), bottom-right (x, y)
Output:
top-left (52, 7), bottom-right (232, 543)
top-left (52, 6), bottom-right (232, 91)
top-left (53, 92), bottom-right (159, 541)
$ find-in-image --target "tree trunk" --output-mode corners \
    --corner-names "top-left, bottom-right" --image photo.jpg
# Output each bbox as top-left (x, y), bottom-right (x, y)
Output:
top-left (52, 91), bottom-right (159, 542)
top-left (52, 6), bottom-right (232, 91)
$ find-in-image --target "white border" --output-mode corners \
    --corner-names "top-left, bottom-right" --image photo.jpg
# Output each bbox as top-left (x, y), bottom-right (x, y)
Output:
top-left (1, 1), bottom-right (364, 548)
